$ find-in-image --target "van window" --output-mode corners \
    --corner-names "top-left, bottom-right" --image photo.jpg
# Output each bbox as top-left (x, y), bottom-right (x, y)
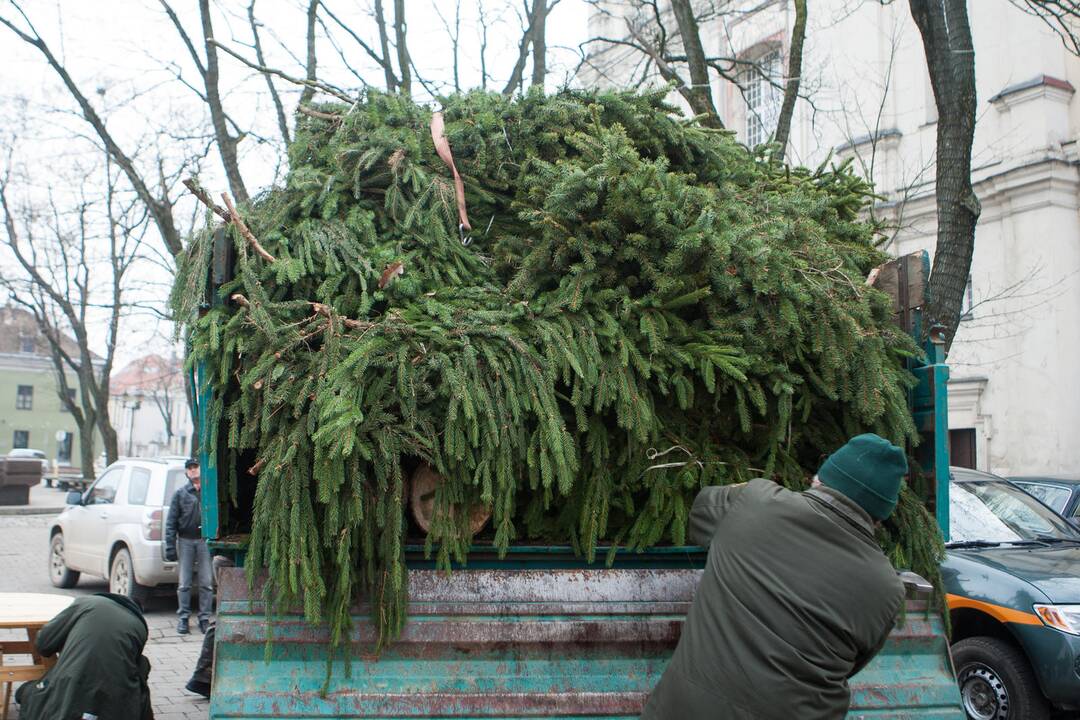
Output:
top-left (127, 467), bottom-right (152, 505)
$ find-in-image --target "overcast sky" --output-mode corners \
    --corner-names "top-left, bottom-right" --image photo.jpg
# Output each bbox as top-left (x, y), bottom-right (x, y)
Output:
top-left (0, 0), bottom-right (590, 369)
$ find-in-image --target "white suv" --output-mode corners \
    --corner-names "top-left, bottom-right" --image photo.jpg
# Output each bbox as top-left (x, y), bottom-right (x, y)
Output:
top-left (48, 458), bottom-right (188, 601)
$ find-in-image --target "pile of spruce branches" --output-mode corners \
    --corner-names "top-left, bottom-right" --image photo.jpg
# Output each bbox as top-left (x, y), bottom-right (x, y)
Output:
top-left (172, 89), bottom-right (943, 649)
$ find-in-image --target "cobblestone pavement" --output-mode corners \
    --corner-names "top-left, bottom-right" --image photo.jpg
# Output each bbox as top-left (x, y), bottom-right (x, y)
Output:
top-left (0, 511), bottom-right (210, 719)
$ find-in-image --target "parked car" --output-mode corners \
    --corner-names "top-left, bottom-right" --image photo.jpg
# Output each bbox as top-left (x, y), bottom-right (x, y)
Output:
top-left (943, 467), bottom-right (1080, 719)
top-left (8, 447), bottom-right (48, 474)
top-left (48, 457), bottom-right (188, 601)
top-left (1010, 475), bottom-right (1080, 527)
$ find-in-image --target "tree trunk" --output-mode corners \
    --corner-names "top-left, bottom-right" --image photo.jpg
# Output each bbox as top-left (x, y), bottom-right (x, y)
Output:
top-left (773, 0), bottom-right (807, 156)
top-left (299, 0), bottom-right (319, 106)
top-left (393, 0), bottom-right (411, 95)
top-left (910, 0), bottom-right (981, 352)
top-left (199, 0), bottom-right (250, 204)
top-left (100, 418), bottom-right (120, 464)
top-left (670, 0), bottom-right (722, 128)
top-left (77, 415), bottom-right (97, 481)
top-left (374, 0), bottom-right (397, 92)
top-left (530, 0), bottom-right (547, 88)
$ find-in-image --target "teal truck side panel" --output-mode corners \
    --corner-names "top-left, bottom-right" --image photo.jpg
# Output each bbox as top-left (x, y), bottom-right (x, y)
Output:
top-left (210, 565), bottom-right (963, 719)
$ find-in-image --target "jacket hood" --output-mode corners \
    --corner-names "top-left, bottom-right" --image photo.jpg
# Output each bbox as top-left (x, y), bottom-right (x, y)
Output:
top-left (953, 544), bottom-right (1080, 602)
top-left (94, 592), bottom-right (149, 632)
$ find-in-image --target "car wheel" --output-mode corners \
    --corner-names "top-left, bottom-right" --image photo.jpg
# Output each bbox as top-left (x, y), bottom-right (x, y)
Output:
top-left (49, 533), bottom-right (80, 588)
top-left (109, 547), bottom-right (149, 603)
top-left (952, 636), bottom-right (1050, 720)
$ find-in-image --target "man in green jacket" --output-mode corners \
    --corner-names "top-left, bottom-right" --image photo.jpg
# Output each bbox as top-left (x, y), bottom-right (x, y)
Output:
top-left (642, 433), bottom-right (908, 719)
top-left (15, 593), bottom-right (154, 720)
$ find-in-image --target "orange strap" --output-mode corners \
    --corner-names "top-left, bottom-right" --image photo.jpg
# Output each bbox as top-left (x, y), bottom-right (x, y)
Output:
top-left (430, 111), bottom-right (471, 232)
top-left (946, 593), bottom-right (1042, 626)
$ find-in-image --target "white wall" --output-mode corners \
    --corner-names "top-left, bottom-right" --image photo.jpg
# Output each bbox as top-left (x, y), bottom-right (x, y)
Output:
top-left (109, 390), bottom-right (193, 459)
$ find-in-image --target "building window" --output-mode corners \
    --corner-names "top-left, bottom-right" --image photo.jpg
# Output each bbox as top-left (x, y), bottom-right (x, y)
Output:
top-left (741, 50), bottom-right (782, 147)
top-left (62, 387), bottom-right (76, 412)
top-left (960, 275), bottom-right (974, 320)
top-left (15, 385), bottom-right (33, 410)
top-left (19, 334), bottom-right (34, 353)
top-left (12, 430), bottom-right (28, 449)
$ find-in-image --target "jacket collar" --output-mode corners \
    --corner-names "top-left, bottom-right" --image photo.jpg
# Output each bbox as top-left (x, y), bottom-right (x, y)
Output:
top-left (805, 485), bottom-right (877, 542)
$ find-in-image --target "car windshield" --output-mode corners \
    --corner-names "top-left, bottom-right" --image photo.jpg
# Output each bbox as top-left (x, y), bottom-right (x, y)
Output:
top-left (950, 480), bottom-right (1077, 543)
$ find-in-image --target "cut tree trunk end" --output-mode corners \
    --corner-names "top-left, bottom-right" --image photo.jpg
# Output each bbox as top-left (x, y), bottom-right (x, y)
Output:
top-left (409, 463), bottom-right (491, 537)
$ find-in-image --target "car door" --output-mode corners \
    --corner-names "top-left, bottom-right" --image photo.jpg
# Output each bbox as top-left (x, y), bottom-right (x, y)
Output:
top-left (79, 465), bottom-right (127, 576)
top-left (62, 465), bottom-right (120, 572)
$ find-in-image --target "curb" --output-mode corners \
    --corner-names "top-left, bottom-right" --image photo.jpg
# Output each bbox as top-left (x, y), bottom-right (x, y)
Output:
top-left (0, 506), bottom-right (64, 516)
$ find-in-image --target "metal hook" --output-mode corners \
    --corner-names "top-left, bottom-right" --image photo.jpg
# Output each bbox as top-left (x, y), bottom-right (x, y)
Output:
top-left (459, 223), bottom-right (471, 246)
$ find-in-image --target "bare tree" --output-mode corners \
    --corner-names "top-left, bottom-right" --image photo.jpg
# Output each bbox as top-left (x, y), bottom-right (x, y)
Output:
top-left (504, 0), bottom-right (560, 95)
top-left (0, 3), bottom-right (185, 258)
top-left (910, 0), bottom-right (980, 351)
top-left (0, 153), bottom-right (147, 474)
top-left (433, 0), bottom-right (464, 92)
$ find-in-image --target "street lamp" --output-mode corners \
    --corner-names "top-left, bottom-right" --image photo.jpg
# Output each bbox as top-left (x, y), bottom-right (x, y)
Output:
top-left (125, 389), bottom-right (143, 457)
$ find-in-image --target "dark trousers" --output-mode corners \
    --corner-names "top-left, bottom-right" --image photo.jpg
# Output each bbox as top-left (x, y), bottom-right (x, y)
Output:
top-left (191, 624), bottom-right (215, 685)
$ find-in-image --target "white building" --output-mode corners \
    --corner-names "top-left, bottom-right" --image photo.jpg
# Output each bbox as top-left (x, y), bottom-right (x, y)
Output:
top-left (581, 1), bottom-right (1080, 476)
top-left (109, 353), bottom-right (193, 459)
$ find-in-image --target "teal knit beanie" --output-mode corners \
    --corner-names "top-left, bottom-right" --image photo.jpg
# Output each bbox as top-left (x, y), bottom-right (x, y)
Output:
top-left (818, 433), bottom-right (907, 521)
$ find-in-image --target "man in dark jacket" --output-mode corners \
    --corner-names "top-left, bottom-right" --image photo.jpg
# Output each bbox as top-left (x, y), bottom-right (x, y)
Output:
top-left (14, 593), bottom-right (154, 720)
top-left (641, 433), bottom-right (908, 720)
top-left (165, 458), bottom-right (212, 634)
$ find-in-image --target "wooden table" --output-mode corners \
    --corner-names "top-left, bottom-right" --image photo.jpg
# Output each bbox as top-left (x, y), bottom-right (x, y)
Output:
top-left (0, 593), bottom-right (74, 720)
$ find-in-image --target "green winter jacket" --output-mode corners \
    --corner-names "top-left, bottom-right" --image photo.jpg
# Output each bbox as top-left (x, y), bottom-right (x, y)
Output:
top-left (15, 593), bottom-right (154, 720)
top-left (641, 479), bottom-right (904, 720)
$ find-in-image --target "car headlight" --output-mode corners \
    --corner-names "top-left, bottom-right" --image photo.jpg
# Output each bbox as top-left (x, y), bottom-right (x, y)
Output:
top-left (1033, 604), bottom-right (1080, 635)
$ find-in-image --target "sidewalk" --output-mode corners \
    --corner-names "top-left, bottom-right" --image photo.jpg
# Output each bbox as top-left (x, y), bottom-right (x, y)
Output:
top-left (0, 482), bottom-right (68, 516)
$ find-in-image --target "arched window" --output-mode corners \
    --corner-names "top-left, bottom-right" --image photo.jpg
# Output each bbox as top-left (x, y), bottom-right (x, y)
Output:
top-left (739, 50), bottom-right (782, 147)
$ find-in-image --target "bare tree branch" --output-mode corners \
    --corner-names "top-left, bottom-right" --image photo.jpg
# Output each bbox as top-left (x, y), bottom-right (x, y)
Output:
top-left (248, 0), bottom-right (291, 145)
top-left (208, 38), bottom-right (353, 102)
top-left (222, 192), bottom-right (275, 262)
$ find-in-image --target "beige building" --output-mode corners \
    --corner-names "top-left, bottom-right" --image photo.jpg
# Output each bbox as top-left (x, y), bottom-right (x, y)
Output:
top-left (582, 1), bottom-right (1080, 476)
top-left (0, 305), bottom-right (102, 467)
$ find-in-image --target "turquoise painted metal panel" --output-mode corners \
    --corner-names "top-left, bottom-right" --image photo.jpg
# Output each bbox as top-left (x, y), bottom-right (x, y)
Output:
top-left (210, 566), bottom-right (963, 719)
top-left (196, 361), bottom-right (220, 539)
top-left (911, 339), bottom-right (950, 541)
